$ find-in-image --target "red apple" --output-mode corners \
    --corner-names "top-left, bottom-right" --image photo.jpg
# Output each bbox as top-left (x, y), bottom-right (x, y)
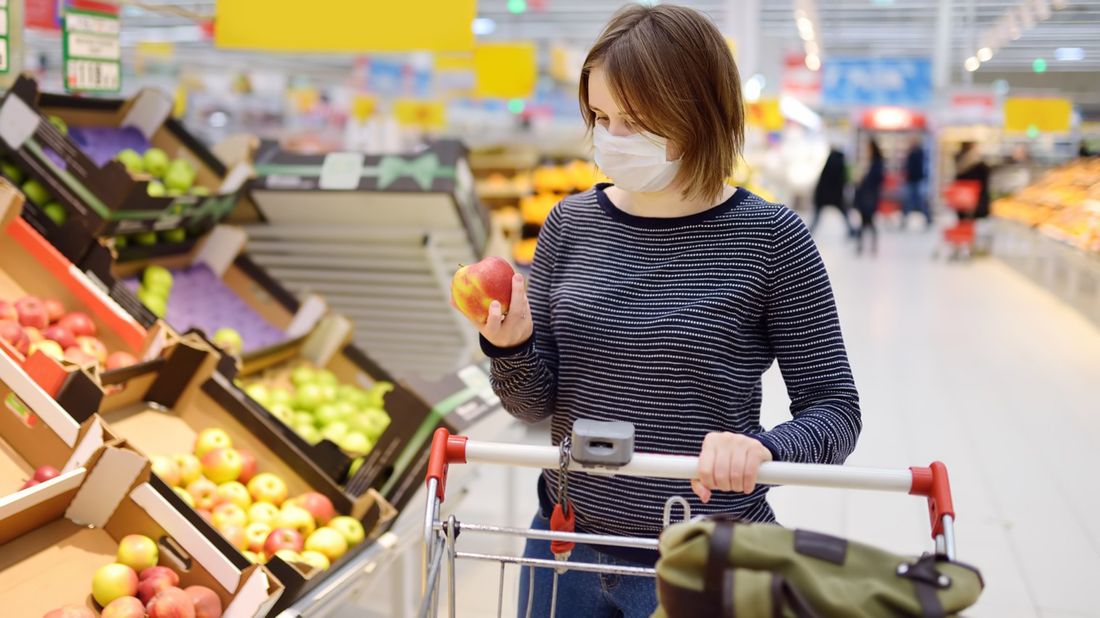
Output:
top-left (263, 527), bottom-right (304, 555)
top-left (33, 465), bottom-right (60, 482)
top-left (42, 325), bottom-right (75, 349)
top-left (245, 522), bottom-right (272, 553)
top-left (117, 534), bottom-right (159, 572)
top-left (219, 524), bottom-right (249, 551)
top-left (150, 455), bottom-right (182, 487)
top-left (0, 320), bottom-right (29, 355)
top-left (450, 256), bottom-right (515, 325)
top-left (106, 351), bottom-right (138, 371)
top-left (193, 428), bottom-right (233, 459)
top-left (0, 300), bottom-right (16, 321)
top-left (29, 339), bottom-right (65, 361)
top-left (288, 492), bottom-right (336, 525)
top-left (42, 605), bottom-right (96, 618)
top-left (146, 587), bottom-right (195, 618)
top-left (58, 311), bottom-right (96, 337)
top-left (187, 478), bottom-right (219, 510)
top-left (201, 448), bottom-right (243, 484)
top-left (43, 299), bottom-right (66, 324)
top-left (185, 585), bottom-right (223, 618)
top-left (172, 454), bottom-right (203, 486)
top-left (137, 574), bottom-right (172, 605)
top-left (101, 596), bottom-right (145, 618)
top-left (236, 449), bottom-right (258, 484)
top-left (196, 508), bottom-right (213, 523)
top-left (76, 336), bottom-right (108, 364)
top-left (139, 566), bottom-right (179, 585)
top-left (21, 478), bottom-right (40, 490)
top-left (92, 563), bottom-right (139, 607)
top-left (64, 346), bottom-right (97, 366)
top-left (15, 296), bottom-right (49, 329)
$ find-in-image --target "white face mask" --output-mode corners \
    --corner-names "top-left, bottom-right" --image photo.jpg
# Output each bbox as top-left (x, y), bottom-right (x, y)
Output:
top-left (593, 124), bottom-right (682, 193)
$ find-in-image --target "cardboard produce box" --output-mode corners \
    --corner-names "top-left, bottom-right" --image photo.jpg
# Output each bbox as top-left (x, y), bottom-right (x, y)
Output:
top-left (0, 75), bottom-right (251, 261)
top-left (79, 223), bottom-right (326, 357)
top-left (86, 334), bottom-right (396, 611)
top-left (0, 444), bottom-right (282, 616)
top-left (229, 313), bottom-right (433, 496)
top-left (0, 348), bottom-right (113, 502)
top-left (0, 182), bottom-right (167, 398)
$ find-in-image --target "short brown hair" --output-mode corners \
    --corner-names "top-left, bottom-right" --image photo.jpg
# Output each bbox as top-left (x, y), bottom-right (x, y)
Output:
top-left (580, 4), bottom-right (744, 202)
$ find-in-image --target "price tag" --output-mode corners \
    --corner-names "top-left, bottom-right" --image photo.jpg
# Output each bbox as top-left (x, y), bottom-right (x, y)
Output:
top-left (63, 9), bottom-right (121, 93)
top-left (0, 0), bottom-right (8, 74)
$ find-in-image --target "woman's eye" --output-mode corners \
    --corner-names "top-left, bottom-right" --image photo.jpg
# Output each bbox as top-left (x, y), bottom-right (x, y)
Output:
top-left (595, 116), bottom-right (609, 126)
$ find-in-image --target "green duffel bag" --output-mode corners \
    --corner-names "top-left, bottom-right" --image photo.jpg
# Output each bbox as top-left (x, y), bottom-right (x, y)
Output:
top-left (654, 519), bottom-right (983, 617)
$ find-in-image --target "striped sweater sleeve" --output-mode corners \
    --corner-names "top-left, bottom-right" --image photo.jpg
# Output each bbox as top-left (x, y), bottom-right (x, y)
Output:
top-left (756, 208), bottom-right (862, 464)
top-left (480, 206), bottom-right (562, 423)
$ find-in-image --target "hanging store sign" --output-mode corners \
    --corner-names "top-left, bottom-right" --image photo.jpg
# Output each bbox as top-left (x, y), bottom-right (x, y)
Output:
top-left (822, 57), bottom-right (932, 107)
top-left (1004, 97), bottom-right (1072, 133)
top-left (62, 8), bottom-right (121, 93)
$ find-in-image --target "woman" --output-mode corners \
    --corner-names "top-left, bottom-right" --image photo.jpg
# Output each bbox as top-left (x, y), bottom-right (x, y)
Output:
top-left (811, 146), bottom-right (855, 237)
top-left (955, 142), bottom-right (991, 220)
top-left (854, 139), bottom-right (885, 255)
top-left (456, 5), bottom-right (861, 616)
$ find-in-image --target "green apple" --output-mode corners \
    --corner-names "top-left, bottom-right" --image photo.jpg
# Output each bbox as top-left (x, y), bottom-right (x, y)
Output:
top-left (114, 235), bottom-right (129, 249)
top-left (304, 527), bottom-right (348, 562)
top-left (290, 366), bottom-right (316, 388)
top-left (365, 382), bottom-right (395, 408)
top-left (173, 454), bottom-right (202, 486)
top-left (348, 457), bottom-right (364, 477)
top-left (167, 188), bottom-right (184, 197)
top-left (42, 202), bottom-right (68, 226)
top-left (270, 387), bottom-right (293, 407)
top-left (161, 228), bottom-right (187, 244)
top-left (292, 411), bottom-right (315, 427)
top-left (165, 165), bottom-right (195, 193)
top-left (275, 504), bottom-right (316, 537)
top-left (91, 563), bottom-right (138, 607)
top-left (314, 369), bottom-right (338, 387)
top-left (245, 383), bottom-right (271, 406)
top-left (21, 179), bottom-right (50, 205)
top-left (191, 185), bottom-right (212, 197)
top-left (296, 424), bottom-right (322, 445)
top-left (294, 383), bottom-right (325, 411)
top-left (169, 158), bottom-right (194, 175)
top-left (194, 427), bottom-right (233, 458)
top-left (47, 115), bottom-right (68, 136)
top-left (299, 550), bottom-right (331, 572)
top-left (0, 160), bottom-right (23, 184)
top-left (268, 403), bottom-right (295, 424)
top-left (339, 432), bottom-right (371, 453)
top-left (336, 384), bottom-right (362, 403)
top-left (321, 421), bottom-right (349, 444)
top-left (116, 148), bottom-right (144, 174)
top-left (144, 148), bottom-right (170, 177)
top-left (352, 409), bottom-right (391, 441)
top-left (146, 180), bottom-right (167, 197)
top-left (135, 231), bottom-right (159, 246)
top-left (116, 534), bottom-right (158, 572)
top-left (319, 383), bottom-right (338, 403)
top-left (328, 516), bottom-right (366, 546)
top-left (313, 404), bottom-right (344, 427)
top-left (143, 265), bottom-right (174, 292)
top-left (137, 288), bottom-right (167, 317)
top-left (213, 327), bottom-right (244, 356)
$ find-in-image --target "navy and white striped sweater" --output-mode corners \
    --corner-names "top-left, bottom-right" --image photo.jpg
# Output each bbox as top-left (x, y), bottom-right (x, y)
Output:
top-left (483, 185), bottom-right (861, 555)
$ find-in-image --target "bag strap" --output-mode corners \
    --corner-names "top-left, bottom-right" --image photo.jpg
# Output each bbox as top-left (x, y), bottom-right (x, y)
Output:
top-left (770, 575), bottom-right (821, 618)
top-left (705, 520), bottom-right (736, 614)
top-left (898, 554), bottom-right (948, 617)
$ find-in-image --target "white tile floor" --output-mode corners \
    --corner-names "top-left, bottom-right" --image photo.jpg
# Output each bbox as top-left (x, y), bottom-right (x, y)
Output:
top-left (345, 212), bottom-right (1100, 617)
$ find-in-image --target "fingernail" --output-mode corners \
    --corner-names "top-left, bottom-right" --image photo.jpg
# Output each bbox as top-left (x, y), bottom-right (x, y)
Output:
top-left (514, 273), bottom-right (524, 283)
top-left (490, 301), bottom-right (500, 310)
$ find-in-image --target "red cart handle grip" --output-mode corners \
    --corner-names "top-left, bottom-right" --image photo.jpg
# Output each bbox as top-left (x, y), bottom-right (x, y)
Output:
top-left (909, 461), bottom-right (955, 538)
top-left (426, 428), bottom-right (468, 502)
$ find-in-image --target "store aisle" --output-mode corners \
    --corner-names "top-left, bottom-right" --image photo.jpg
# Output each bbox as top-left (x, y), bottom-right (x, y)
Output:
top-left (400, 217), bottom-right (1100, 618)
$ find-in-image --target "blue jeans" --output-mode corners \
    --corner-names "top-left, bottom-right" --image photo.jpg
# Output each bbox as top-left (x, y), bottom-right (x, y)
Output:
top-left (903, 181), bottom-right (932, 225)
top-left (516, 510), bottom-right (657, 618)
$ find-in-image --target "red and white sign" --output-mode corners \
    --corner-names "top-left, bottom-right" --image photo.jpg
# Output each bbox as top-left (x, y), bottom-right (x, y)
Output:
top-left (861, 107), bottom-right (927, 130)
top-left (781, 52), bottom-right (821, 105)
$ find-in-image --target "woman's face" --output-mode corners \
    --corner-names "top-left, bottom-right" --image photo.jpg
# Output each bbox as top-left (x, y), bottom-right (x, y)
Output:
top-left (588, 65), bottom-right (682, 161)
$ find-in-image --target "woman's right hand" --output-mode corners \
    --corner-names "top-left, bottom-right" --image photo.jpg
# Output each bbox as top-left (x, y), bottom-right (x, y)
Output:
top-left (454, 273), bottom-right (533, 348)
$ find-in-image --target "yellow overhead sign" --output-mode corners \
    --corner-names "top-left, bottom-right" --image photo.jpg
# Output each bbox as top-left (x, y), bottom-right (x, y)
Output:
top-left (215, 0), bottom-right (476, 52)
top-left (1004, 97), bottom-right (1073, 133)
top-left (475, 43), bottom-right (537, 99)
top-left (394, 99), bottom-right (447, 129)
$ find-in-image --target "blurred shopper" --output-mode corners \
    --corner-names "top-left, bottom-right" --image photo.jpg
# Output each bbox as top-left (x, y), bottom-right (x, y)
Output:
top-left (811, 147), bottom-right (855, 237)
top-left (955, 142), bottom-right (991, 220)
top-left (454, 5), bottom-right (861, 617)
top-left (854, 139), bottom-right (885, 255)
top-left (903, 137), bottom-right (932, 229)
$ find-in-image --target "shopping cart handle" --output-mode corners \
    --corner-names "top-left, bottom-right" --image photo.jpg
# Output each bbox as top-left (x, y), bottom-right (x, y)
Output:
top-left (425, 427), bottom-right (468, 502)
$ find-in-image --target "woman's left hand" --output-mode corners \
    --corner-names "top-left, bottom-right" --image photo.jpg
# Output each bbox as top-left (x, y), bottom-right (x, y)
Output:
top-left (691, 432), bottom-right (773, 503)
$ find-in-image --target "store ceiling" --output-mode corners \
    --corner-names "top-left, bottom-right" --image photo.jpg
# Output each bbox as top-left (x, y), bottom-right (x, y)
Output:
top-left (24, 1), bottom-right (1100, 86)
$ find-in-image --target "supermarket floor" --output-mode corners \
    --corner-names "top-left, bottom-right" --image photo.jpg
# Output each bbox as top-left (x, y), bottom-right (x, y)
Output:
top-left (344, 211), bottom-right (1100, 618)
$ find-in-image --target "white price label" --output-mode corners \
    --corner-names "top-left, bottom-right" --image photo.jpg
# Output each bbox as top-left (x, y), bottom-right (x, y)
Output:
top-left (66, 13), bottom-right (120, 35)
top-left (66, 60), bottom-right (120, 92)
top-left (0, 10), bottom-right (8, 37)
top-left (68, 32), bottom-right (120, 61)
top-left (0, 40), bottom-right (7, 73)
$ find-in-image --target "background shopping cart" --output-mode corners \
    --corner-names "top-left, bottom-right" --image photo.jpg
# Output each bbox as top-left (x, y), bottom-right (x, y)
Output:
top-left (419, 422), bottom-right (958, 618)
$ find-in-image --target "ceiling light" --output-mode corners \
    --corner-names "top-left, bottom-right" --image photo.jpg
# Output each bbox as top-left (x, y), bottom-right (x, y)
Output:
top-left (472, 17), bottom-right (496, 36)
top-left (805, 40), bottom-right (819, 56)
top-left (977, 47), bottom-right (993, 62)
top-left (805, 54), bottom-right (821, 71)
top-left (744, 75), bottom-right (764, 102)
top-left (1055, 47), bottom-right (1085, 61)
top-left (964, 56), bottom-right (980, 72)
top-left (797, 16), bottom-right (815, 40)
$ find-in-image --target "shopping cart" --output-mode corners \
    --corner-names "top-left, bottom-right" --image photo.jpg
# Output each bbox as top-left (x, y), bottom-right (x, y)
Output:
top-left (937, 180), bottom-right (982, 259)
top-left (419, 421), bottom-right (957, 618)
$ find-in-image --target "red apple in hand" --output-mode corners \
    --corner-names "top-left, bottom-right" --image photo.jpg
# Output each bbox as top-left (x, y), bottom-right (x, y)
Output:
top-left (185, 586), bottom-right (223, 618)
top-left (43, 299), bottom-right (66, 324)
top-left (59, 311), bottom-right (96, 337)
top-left (0, 320), bottom-right (29, 355)
top-left (15, 296), bottom-right (49, 329)
top-left (146, 587), bottom-right (195, 618)
top-left (42, 325), bottom-right (76, 349)
top-left (264, 527), bottom-right (304, 555)
top-left (106, 351), bottom-right (138, 370)
top-left (450, 257), bottom-right (515, 325)
top-left (0, 300), bottom-right (16, 321)
top-left (76, 336), bottom-right (108, 364)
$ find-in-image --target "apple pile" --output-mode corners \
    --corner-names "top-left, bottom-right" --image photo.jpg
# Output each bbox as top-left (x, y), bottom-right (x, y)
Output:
top-left (42, 533), bottom-right (223, 618)
top-left (14, 175), bottom-right (71, 227)
top-left (154, 428), bottom-right (366, 572)
top-left (136, 266), bottom-right (173, 319)
top-left (241, 363), bottom-right (392, 456)
top-left (0, 295), bottom-right (137, 372)
top-left (17, 465), bottom-right (60, 491)
top-left (115, 148), bottom-right (208, 200)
